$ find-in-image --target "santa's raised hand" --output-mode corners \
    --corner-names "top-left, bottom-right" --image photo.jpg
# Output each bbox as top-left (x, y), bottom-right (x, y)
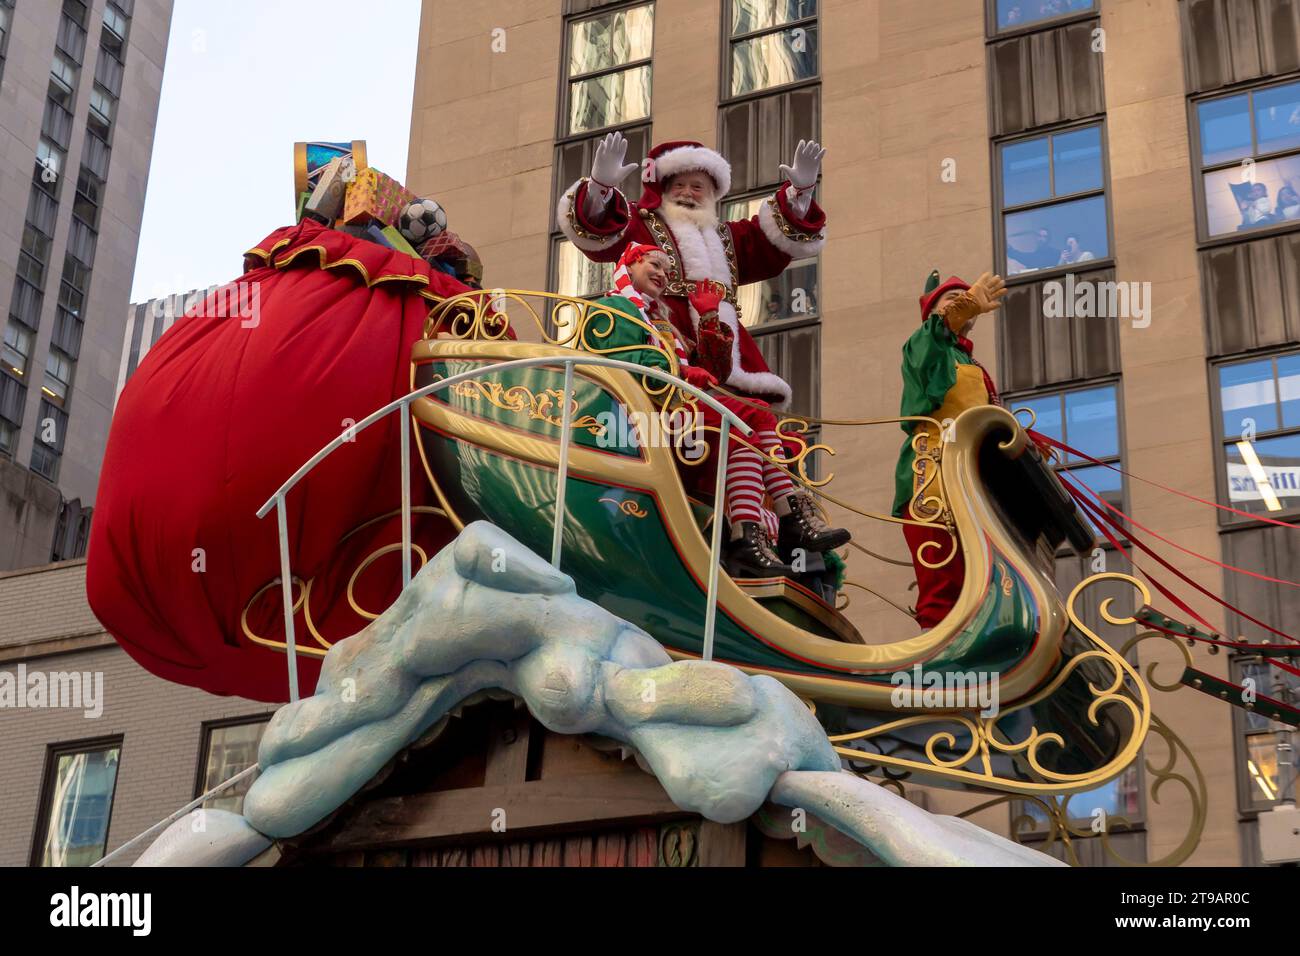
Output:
top-left (779, 139), bottom-right (827, 190)
top-left (591, 131), bottom-right (640, 189)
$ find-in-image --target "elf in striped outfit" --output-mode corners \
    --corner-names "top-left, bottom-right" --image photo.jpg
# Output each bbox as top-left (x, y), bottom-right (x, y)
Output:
top-left (586, 244), bottom-right (848, 578)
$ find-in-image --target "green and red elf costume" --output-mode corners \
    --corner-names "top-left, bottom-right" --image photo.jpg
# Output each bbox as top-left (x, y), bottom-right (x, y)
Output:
top-left (892, 270), bottom-right (1002, 628)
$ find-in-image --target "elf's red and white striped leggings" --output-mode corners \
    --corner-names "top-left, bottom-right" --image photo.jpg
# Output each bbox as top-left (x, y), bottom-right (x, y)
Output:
top-left (708, 398), bottom-right (797, 530)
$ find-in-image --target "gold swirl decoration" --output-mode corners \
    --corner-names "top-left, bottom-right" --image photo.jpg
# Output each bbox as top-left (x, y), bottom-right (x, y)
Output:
top-left (829, 572), bottom-right (1154, 795)
top-left (838, 572), bottom-right (1208, 865)
top-left (598, 496), bottom-right (649, 518)
top-left (241, 506), bottom-right (448, 656)
top-left (448, 379), bottom-right (608, 438)
top-left (424, 288), bottom-right (710, 468)
top-left (953, 712), bottom-right (1205, 867)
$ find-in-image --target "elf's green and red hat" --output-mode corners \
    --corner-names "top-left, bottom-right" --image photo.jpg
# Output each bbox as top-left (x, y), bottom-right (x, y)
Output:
top-left (919, 269), bottom-right (969, 321)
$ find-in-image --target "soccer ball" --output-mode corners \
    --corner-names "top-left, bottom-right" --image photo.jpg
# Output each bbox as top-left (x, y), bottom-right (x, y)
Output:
top-left (399, 198), bottom-right (447, 244)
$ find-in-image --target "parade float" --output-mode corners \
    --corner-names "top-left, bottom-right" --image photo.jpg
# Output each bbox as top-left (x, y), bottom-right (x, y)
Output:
top-left (84, 140), bottom-right (1299, 867)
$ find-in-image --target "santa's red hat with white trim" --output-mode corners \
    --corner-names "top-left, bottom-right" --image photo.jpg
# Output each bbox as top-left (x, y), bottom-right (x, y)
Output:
top-left (638, 140), bottom-right (732, 210)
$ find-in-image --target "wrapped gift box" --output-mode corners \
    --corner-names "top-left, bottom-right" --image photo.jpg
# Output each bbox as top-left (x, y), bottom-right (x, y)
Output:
top-left (342, 168), bottom-right (419, 228)
top-left (304, 156), bottom-right (356, 223)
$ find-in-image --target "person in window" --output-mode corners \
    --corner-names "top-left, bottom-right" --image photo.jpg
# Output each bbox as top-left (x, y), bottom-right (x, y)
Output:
top-left (893, 269), bottom-right (1007, 630)
top-left (1234, 181), bottom-right (1276, 230)
top-left (585, 243), bottom-right (848, 578)
top-left (1275, 182), bottom-right (1300, 221)
top-left (1016, 227), bottom-right (1060, 272)
top-left (1057, 233), bottom-right (1095, 265)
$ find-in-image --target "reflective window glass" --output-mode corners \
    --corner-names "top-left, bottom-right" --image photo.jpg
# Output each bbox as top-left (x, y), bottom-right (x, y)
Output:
top-left (568, 3), bottom-right (653, 77)
top-left (731, 0), bottom-right (816, 35)
top-left (730, 24), bottom-right (818, 96)
top-left (1198, 94), bottom-right (1253, 166)
top-left (1218, 359), bottom-right (1278, 436)
top-left (995, 0), bottom-right (1096, 31)
top-left (1015, 394), bottom-right (1063, 444)
top-left (1277, 354), bottom-right (1300, 429)
top-left (1253, 81), bottom-right (1300, 157)
top-left (1224, 433), bottom-right (1300, 514)
top-left (1064, 385), bottom-right (1119, 460)
top-left (1001, 136), bottom-right (1051, 207)
top-left (568, 63), bottom-right (652, 135)
top-left (200, 721), bottom-right (266, 815)
top-left (37, 746), bottom-right (120, 867)
top-left (1051, 126), bottom-right (1104, 196)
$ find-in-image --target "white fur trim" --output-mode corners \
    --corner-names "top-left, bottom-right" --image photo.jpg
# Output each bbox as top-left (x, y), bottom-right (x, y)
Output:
top-left (758, 193), bottom-right (826, 258)
top-left (652, 145), bottom-right (732, 197)
top-left (717, 301), bottom-right (792, 409)
top-left (556, 180), bottom-right (624, 252)
top-left (661, 210), bottom-right (732, 284)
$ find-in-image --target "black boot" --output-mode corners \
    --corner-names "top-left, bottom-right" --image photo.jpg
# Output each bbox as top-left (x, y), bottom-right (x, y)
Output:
top-left (778, 492), bottom-right (851, 556)
top-left (725, 521), bottom-right (795, 579)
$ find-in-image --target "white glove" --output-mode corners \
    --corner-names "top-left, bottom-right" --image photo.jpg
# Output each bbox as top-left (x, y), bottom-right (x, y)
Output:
top-left (591, 130), bottom-right (639, 189)
top-left (778, 139), bottom-right (826, 190)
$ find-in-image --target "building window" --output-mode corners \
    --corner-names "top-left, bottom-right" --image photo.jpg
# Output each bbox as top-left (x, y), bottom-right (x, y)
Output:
top-left (997, 122), bottom-right (1111, 278)
top-left (44, 348), bottom-right (72, 405)
top-left (50, 52), bottom-right (78, 105)
top-left (3, 320), bottom-right (33, 377)
top-left (88, 85), bottom-right (114, 141)
top-left (100, 2), bottom-right (127, 60)
top-left (989, 0), bottom-right (1096, 33)
top-left (551, 238), bottom-right (615, 302)
top-left (563, 2), bottom-right (653, 137)
top-left (1212, 349), bottom-right (1300, 519)
top-left (35, 137), bottom-right (65, 188)
top-left (62, 0), bottom-right (88, 28)
top-left (32, 739), bottom-right (122, 867)
top-left (551, 122), bottom-right (651, 235)
top-left (725, 0), bottom-right (818, 100)
top-left (1231, 655), bottom-right (1299, 810)
top-left (722, 193), bottom-right (819, 329)
top-left (719, 85), bottom-right (819, 196)
top-left (18, 224), bottom-right (51, 289)
top-left (31, 398), bottom-right (68, 481)
top-left (196, 719), bottom-right (268, 814)
top-left (1008, 381), bottom-right (1124, 530)
top-left (1192, 77), bottom-right (1300, 241)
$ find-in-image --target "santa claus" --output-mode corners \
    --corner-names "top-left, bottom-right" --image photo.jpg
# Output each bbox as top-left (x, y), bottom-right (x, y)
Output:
top-left (558, 132), bottom-right (848, 562)
top-left (558, 132), bottom-right (828, 407)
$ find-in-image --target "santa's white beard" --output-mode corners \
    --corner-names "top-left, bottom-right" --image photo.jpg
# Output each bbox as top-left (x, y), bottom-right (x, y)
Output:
top-left (661, 197), bottom-right (720, 230)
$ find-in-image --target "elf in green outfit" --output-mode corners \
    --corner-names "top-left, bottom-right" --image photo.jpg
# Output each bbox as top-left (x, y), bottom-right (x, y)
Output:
top-left (893, 269), bottom-right (1007, 629)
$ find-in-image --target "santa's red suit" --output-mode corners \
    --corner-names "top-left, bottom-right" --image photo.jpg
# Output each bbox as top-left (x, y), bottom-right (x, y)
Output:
top-left (557, 140), bottom-right (827, 408)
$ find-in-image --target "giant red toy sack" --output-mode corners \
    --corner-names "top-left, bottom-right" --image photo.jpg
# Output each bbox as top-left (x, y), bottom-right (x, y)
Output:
top-left (87, 219), bottom-right (469, 701)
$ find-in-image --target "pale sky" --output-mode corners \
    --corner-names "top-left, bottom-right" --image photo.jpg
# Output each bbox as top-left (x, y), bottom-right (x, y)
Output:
top-left (129, 0), bottom-right (422, 303)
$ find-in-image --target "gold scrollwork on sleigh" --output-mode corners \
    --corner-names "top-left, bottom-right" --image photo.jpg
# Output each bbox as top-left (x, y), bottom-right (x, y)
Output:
top-left (424, 288), bottom-right (709, 466)
top-left (830, 572), bottom-right (1156, 796)
top-left (448, 379), bottom-right (608, 438)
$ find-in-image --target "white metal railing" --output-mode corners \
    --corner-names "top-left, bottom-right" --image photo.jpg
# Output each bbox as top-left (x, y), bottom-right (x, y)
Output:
top-left (254, 355), bottom-right (753, 701)
top-left (91, 356), bottom-right (750, 867)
